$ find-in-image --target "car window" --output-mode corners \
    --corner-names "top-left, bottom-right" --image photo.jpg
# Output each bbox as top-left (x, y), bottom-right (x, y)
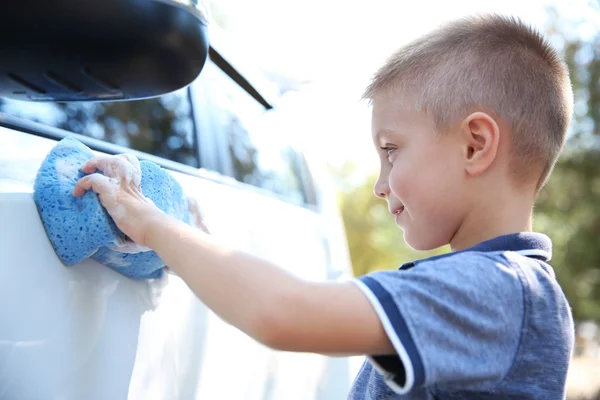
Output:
top-left (0, 58), bottom-right (318, 207)
top-left (0, 88), bottom-right (198, 167)
top-left (196, 62), bottom-right (311, 206)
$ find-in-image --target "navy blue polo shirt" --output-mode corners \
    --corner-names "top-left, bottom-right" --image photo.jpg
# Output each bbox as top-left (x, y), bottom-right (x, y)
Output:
top-left (349, 232), bottom-right (574, 399)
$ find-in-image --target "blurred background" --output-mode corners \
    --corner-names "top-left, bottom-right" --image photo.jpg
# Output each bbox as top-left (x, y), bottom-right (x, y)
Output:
top-left (206, 0), bottom-right (600, 398)
top-left (1, 0), bottom-right (597, 397)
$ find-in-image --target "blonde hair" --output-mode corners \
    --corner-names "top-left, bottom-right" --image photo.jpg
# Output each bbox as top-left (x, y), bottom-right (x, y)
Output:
top-left (363, 14), bottom-right (573, 191)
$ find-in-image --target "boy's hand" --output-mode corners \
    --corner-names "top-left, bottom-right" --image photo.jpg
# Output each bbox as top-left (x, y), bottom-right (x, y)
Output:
top-left (72, 153), bottom-right (165, 247)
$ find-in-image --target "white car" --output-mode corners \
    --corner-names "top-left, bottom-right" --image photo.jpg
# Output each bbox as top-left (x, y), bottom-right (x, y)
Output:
top-left (0, 5), bottom-right (356, 398)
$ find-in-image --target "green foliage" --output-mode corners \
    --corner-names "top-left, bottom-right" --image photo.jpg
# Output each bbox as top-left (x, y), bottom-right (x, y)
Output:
top-left (534, 25), bottom-right (600, 321)
top-left (536, 150), bottom-right (600, 321)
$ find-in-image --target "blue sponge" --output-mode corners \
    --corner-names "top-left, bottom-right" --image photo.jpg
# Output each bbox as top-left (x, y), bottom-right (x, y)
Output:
top-left (33, 137), bottom-right (124, 264)
top-left (33, 136), bottom-right (191, 279)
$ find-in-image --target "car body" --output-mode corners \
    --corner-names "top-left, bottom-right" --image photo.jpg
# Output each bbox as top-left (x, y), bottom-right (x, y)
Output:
top-left (0, 30), bottom-right (358, 400)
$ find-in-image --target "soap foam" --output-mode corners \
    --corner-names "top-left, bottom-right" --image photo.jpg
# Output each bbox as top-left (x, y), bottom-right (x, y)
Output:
top-left (99, 154), bottom-right (142, 188)
top-left (96, 248), bottom-right (132, 268)
top-left (108, 241), bottom-right (152, 254)
top-left (54, 158), bottom-right (80, 184)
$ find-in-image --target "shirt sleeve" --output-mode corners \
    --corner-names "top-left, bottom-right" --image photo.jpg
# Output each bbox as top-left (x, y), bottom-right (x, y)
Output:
top-left (351, 252), bottom-right (524, 394)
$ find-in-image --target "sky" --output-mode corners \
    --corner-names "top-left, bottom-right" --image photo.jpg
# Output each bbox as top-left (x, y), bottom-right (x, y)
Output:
top-left (209, 0), bottom-right (600, 181)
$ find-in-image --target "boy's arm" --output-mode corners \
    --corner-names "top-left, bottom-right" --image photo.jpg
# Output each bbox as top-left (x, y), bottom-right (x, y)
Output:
top-left (73, 154), bottom-right (394, 356)
top-left (146, 212), bottom-right (394, 355)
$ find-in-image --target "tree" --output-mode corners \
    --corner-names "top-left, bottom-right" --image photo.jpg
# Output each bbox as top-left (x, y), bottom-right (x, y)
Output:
top-left (534, 12), bottom-right (600, 322)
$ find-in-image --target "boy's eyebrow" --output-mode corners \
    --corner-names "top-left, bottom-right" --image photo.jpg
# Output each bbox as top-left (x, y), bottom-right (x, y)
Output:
top-left (374, 128), bottom-right (399, 143)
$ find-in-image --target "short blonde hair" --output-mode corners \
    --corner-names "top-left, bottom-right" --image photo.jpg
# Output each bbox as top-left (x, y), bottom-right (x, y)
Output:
top-left (363, 14), bottom-right (573, 191)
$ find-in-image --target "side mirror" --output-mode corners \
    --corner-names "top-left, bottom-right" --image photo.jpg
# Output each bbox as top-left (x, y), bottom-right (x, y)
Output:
top-left (0, 0), bottom-right (209, 102)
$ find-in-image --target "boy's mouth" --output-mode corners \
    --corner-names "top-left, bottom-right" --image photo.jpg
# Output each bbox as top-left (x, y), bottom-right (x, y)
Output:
top-left (392, 206), bottom-right (405, 224)
top-left (390, 206), bottom-right (405, 216)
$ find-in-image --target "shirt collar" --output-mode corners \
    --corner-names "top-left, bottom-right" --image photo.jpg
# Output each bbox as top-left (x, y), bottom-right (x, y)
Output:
top-left (400, 232), bottom-right (553, 270)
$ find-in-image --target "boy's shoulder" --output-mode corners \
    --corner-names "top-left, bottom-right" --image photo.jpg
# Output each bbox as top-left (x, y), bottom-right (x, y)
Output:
top-left (350, 232), bottom-right (574, 398)
top-left (358, 232), bottom-right (555, 310)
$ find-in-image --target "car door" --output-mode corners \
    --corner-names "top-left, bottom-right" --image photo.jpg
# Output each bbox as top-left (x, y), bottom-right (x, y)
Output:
top-left (0, 50), bottom-right (355, 400)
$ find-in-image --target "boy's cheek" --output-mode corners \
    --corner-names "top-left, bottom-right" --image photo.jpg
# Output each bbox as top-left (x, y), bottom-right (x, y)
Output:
top-left (388, 172), bottom-right (411, 199)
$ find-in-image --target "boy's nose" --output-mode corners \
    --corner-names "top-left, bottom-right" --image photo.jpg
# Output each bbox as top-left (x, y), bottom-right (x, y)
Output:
top-left (373, 179), bottom-right (389, 199)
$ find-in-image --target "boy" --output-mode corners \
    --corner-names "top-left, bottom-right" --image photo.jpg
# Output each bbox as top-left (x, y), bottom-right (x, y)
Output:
top-left (72, 14), bottom-right (575, 399)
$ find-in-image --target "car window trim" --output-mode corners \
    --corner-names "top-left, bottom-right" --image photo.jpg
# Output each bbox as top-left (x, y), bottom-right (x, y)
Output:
top-left (0, 112), bottom-right (203, 178)
top-left (0, 112), bottom-right (319, 211)
top-left (208, 47), bottom-right (273, 111)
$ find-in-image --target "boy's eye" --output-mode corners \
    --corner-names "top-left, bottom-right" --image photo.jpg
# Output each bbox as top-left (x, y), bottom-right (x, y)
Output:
top-left (380, 146), bottom-right (396, 160)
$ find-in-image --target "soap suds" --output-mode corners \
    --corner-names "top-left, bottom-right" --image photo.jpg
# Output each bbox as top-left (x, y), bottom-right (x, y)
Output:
top-left (124, 153), bottom-right (142, 187)
top-left (55, 158), bottom-right (80, 183)
top-left (99, 250), bottom-right (131, 267)
top-left (100, 154), bottom-right (142, 188)
top-left (108, 241), bottom-right (152, 254)
top-left (187, 196), bottom-right (210, 233)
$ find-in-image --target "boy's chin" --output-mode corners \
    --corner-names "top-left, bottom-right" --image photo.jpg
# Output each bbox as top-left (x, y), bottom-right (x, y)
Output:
top-left (403, 231), bottom-right (447, 252)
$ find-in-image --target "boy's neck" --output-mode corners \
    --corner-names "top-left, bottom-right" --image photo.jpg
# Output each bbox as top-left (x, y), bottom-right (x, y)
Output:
top-left (449, 189), bottom-right (535, 252)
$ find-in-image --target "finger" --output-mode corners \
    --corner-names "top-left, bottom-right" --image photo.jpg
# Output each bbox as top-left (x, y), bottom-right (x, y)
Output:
top-left (94, 157), bottom-right (120, 178)
top-left (72, 173), bottom-right (113, 197)
top-left (95, 155), bottom-right (140, 186)
top-left (72, 175), bottom-right (91, 197)
top-left (82, 155), bottom-right (139, 187)
top-left (121, 153), bottom-right (142, 187)
top-left (81, 157), bottom-right (102, 174)
top-left (122, 153), bottom-right (141, 172)
top-left (81, 155), bottom-right (119, 175)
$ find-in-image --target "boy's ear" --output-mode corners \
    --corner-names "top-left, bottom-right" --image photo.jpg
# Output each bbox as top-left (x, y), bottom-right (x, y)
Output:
top-left (461, 112), bottom-right (500, 176)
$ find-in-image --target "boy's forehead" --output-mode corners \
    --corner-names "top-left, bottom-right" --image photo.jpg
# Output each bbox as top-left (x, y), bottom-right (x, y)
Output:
top-left (371, 95), bottom-right (400, 133)
top-left (371, 94), bottom-right (431, 141)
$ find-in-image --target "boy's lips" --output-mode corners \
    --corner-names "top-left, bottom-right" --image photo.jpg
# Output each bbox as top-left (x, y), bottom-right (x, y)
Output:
top-left (393, 206), bottom-right (405, 224)
top-left (390, 205), bottom-right (405, 216)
